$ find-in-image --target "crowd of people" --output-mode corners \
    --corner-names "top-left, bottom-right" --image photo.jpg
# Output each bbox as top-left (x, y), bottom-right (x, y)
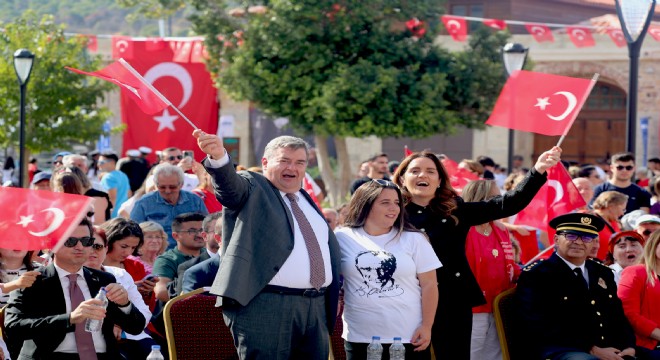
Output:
top-left (3, 132), bottom-right (660, 360)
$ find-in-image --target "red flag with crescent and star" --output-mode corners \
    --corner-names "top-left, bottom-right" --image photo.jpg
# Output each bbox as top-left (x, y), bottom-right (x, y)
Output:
top-left (486, 70), bottom-right (596, 136)
top-left (566, 26), bottom-right (596, 48)
top-left (607, 28), bottom-right (627, 48)
top-left (116, 39), bottom-right (219, 161)
top-left (648, 26), bottom-right (660, 41)
top-left (0, 188), bottom-right (93, 251)
top-left (440, 157), bottom-right (479, 195)
top-left (513, 164), bottom-right (586, 232)
top-left (441, 15), bottom-right (468, 42)
top-left (525, 24), bottom-right (554, 43)
top-left (483, 19), bottom-right (507, 31)
top-left (66, 61), bottom-right (170, 115)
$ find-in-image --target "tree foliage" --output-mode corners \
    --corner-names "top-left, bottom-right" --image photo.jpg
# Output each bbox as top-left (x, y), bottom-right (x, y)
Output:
top-left (0, 11), bottom-right (113, 153)
top-left (190, 0), bottom-right (511, 138)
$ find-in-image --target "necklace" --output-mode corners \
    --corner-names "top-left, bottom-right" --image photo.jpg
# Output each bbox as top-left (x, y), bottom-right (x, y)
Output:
top-left (476, 224), bottom-right (491, 236)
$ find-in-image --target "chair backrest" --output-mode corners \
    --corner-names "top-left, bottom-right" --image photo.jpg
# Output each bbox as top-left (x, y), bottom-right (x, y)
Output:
top-left (493, 287), bottom-right (519, 360)
top-left (164, 288), bottom-right (238, 360)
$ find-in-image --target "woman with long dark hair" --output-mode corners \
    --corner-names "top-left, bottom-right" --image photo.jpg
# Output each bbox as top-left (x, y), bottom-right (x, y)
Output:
top-left (336, 180), bottom-right (441, 359)
top-left (392, 146), bottom-right (561, 359)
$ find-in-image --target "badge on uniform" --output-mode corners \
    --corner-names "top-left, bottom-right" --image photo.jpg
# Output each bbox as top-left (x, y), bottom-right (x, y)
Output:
top-left (492, 249), bottom-right (499, 258)
top-left (598, 278), bottom-right (607, 289)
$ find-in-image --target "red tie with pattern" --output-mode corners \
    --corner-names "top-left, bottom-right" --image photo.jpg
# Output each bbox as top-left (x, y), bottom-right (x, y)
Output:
top-left (67, 274), bottom-right (98, 360)
top-left (286, 193), bottom-right (326, 289)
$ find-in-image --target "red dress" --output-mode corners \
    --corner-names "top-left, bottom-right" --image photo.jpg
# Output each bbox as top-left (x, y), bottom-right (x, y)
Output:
top-left (465, 223), bottom-right (520, 313)
top-left (618, 264), bottom-right (660, 350)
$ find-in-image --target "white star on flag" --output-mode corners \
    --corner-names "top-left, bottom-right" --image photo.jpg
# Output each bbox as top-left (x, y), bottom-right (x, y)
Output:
top-left (153, 108), bottom-right (178, 132)
top-left (17, 215), bottom-right (35, 227)
top-left (535, 97), bottom-right (551, 110)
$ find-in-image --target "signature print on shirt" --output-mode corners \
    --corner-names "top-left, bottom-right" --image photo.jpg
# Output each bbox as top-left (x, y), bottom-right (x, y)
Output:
top-left (354, 250), bottom-right (403, 298)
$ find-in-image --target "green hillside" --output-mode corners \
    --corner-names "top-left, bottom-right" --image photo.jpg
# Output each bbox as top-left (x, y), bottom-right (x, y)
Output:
top-left (0, 0), bottom-right (192, 36)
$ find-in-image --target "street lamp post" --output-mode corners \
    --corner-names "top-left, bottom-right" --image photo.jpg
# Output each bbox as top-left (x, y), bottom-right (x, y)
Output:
top-left (615, 0), bottom-right (656, 154)
top-left (13, 49), bottom-right (35, 188)
top-left (501, 43), bottom-right (529, 173)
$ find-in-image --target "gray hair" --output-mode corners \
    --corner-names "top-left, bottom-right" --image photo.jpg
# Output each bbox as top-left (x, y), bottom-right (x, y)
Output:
top-left (263, 136), bottom-right (310, 161)
top-left (62, 154), bottom-right (88, 167)
top-left (152, 163), bottom-right (184, 186)
top-left (203, 211), bottom-right (223, 232)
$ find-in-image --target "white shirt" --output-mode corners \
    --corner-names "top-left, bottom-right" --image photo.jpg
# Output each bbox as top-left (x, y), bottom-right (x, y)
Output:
top-left (556, 253), bottom-right (589, 286)
top-left (101, 266), bottom-right (152, 341)
top-left (206, 151), bottom-right (332, 289)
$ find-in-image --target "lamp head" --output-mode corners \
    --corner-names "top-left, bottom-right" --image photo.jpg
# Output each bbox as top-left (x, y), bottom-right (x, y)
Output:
top-left (615, 0), bottom-right (656, 43)
top-left (501, 43), bottom-right (529, 77)
top-left (13, 49), bottom-right (35, 86)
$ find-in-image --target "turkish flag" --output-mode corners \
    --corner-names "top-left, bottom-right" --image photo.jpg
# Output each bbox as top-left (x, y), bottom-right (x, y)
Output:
top-left (66, 61), bottom-right (170, 115)
top-left (0, 188), bottom-right (92, 251)
top-left (566, 26), bottom-right (595, 48)
top-left (79, 34), bottom-right (98, 52)
top-left (441, 157), bottom-right (479, 195)
top-left (405, 18), bottom-right (426, 39)
top-left (607, 29), bottom-right (627, 47)
top-left (483, 19), bottom-right (507, 31)
top-left (112, 35), bottom-right (134, 59)
top-left (404, 145), bottom-right (413, 157)
top-left (486, 70), bottom-right (595, 136)
top-left (441, 15), bottom-right (468, 42)
top-left (145, 37), bottom-right (167, 52)
top-left (120, 40), bottom-right (219, 161)
top-left (514, 164), bottom-right (586, 231)
top-left (648, 26), bottom-right (660, 41)
top-left (525, 24), bottom-right (554, 43)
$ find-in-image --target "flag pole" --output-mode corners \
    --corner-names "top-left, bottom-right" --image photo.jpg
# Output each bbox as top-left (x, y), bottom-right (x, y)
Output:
top-left (118, 58), bottom-right (199, 130)
top-left (556, 73), bottom-right (599, 147)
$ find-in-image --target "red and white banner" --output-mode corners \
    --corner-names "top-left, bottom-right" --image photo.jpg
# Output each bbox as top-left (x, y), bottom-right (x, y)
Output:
top-left (483, 19), bottom-right (507, 31)
top-left (118, 39), bottom-right (219, 162)
top-left (525, 24), bottom-right (555, 43)
top-left (440, 157), bottom-right (479, 195)
top-left (441, 15), bottom-right (468, 42)
top-left (607, 28), bottom-right (627, 48)
top-left (0, 188), bottom-right (92, 251)
top-left (514, 164), bottom-right (586, 231)
top-left (486, 70), bottom-right (595, 136)
top-left (566, 26), bottom-right (596, 48)
top-left (112, 36), bottom-right (134, 59)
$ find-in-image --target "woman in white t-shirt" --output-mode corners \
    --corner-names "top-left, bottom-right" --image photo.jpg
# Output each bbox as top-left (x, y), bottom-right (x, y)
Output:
top-left (335, 179), bottom-right (441, 360)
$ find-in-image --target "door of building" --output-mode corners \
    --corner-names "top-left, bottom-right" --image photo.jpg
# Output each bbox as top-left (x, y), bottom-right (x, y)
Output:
top-left (533, 82), bottom-right (626, 164)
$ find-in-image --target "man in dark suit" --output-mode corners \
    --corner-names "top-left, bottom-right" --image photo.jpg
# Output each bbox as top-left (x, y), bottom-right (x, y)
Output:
top-left (182, 212), bottom-right (223, 293)
top-left (516, 213), bottom-right (637, 360)
top-left (4, 218), bottom-right (146, 360)
top-left (194, 130), bottom-right (340, 359)
top-left (174, 211), bottom-right (222, 294)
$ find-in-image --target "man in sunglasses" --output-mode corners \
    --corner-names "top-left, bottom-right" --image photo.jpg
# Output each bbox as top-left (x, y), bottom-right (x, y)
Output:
top-left (4, 218), bottom-right (145, 359)
top-left (515, 213), bottom-right (637, 360)
top-left (144, 147), bottom-right (200, 192)
top-left (591, 152), bottom-right (652, 214)
top-left (634, 214), bottom-right (660, 242)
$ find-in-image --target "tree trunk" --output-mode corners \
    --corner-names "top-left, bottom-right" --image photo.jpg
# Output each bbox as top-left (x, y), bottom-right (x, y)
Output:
top-left (315, 135), bottom-right (338, 207)
top-left (334, 136), bottom-right (352, 206)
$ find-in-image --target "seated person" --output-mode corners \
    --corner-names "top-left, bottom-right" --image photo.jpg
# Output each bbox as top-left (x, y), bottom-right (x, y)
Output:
top-left (182, 215), bottom-right (223, 293)
top-left (4, 218), bottom-right (145, 360)
top-left (515, 213), bottom-right (637, 360)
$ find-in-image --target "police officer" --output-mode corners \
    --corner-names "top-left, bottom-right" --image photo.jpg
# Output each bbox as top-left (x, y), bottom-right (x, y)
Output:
top-left (515, 213), bottom-right (637, 360)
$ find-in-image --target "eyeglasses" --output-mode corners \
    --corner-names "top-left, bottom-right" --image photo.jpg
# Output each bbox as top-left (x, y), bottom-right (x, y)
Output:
top-left (64, 236), bottom-right (95, 248)
top-left (559, 232), bottom-right (596, 243)
top-left (157, 185), bottom-right (180, 190)
top-left (372, 179), bottom-right (394, 186)
top-left (615, 165), bottom-right (634, 171)
top-left (166, 155), bottom-right (183, 161)
top-left (86, 211), bottom-right (95, 218)
top-left (53, 161), bottom-right (63, 165)
top-left (91, 243), bottom-right (105, 251)
top-left (179, 228), bottom-right (204, 235)
top-left (643, 230), bottom-right (654, 236)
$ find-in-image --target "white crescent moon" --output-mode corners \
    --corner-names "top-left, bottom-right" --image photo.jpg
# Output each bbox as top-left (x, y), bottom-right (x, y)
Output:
top-left (447, 19), bottom-right (462, 31)
top-left (116, 40), bottom-right (129, 53)
top-left (144, 62), bottom-right (193, 108)
top-left (530, 26), bottom-right (546, 35)
top-left (547, 91), bottom-right (578, 121)
top-left (572, 29), bottom-right (587, 40)
top-left (28, 208), bottom-right (65, 237)
top-left (650, 28), bottom-right (660, 36)
top-left (547, 180), bottom-right (564, 205)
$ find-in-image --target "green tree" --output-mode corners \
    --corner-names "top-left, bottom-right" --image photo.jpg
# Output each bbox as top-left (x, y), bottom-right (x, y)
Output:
top-left (188, 0), bottom-right (511, 204)
top-left (0, 11), bottom-right (112, 182)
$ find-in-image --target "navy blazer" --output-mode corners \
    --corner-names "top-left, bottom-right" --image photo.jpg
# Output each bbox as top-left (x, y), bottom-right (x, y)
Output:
top-left (203, 158), bottom-right (341, 332)
top-left (182, 256), bottom-right (221, 293)
top-left (4, 265), bottom-right (146, 360)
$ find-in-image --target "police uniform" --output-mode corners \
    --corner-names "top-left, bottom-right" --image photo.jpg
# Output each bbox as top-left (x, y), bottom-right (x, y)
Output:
top-left (515, 213), bottom-right (636, 360)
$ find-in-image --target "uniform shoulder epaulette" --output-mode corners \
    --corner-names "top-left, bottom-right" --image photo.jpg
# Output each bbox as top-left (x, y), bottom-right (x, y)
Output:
top-left (523, 259), bottom-right (544, 271)
top-left (588, 258), bottom-right (610, 268)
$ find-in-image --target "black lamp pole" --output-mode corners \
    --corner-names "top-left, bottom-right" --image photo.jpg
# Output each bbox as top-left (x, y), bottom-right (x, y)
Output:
top-left (501, 43), bottom-right (529, 173)
top-left (13, 49), bottom-right (35, 188)
top-left (615, 0), bottom-right (656, 153)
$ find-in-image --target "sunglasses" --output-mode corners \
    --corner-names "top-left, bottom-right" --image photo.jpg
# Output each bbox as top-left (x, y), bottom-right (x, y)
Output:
top-left (643, 230), bottom-right (654, 236)
top-left (615, 165), bottom-right (634, 171)
top-left (559, 232), bottom-right (596, 243)
top-left (91, 243), bottom-right (105, 251)
top-left (86, 211), bottom-right (95, 218)
top-left (166, 155), bottom-right (183, 161)
top-left (64, 236), bottom-right (95, 248)
top-left (53, 161), bottom-right (63, 165)
top-left (372, 179), bottom-right (394, 186)
top-left (157, 185), bottom-right (180, 190)
top-left (98, 160), bottom-right (109, 165)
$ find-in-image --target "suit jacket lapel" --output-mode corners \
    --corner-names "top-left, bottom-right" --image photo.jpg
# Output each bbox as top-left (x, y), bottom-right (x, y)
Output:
top-left (83, 267), bottom-right (102, 297)
top-left (42, 264), bottom-right (67, 314)
top-left (267, 180), bottom-right (296, 236)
